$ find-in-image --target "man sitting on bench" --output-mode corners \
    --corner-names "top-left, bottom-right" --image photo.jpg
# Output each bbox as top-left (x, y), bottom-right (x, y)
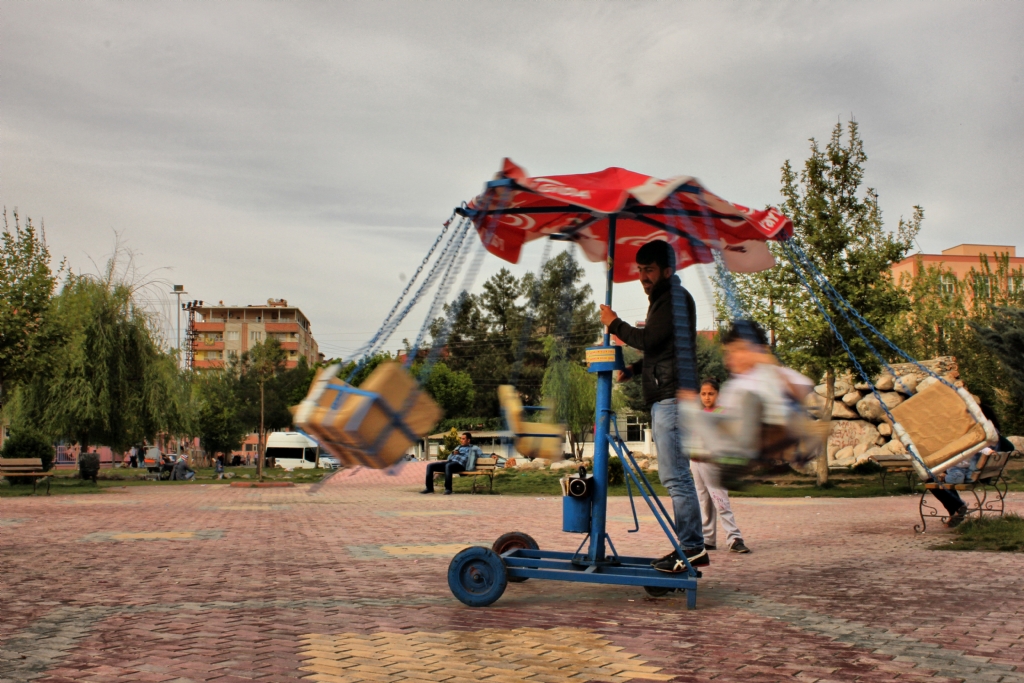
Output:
top-left (421, 432), bottom-right (481, 495)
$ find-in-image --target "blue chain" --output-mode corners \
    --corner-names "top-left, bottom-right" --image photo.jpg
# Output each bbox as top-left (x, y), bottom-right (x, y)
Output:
top-left (779, 242), bottom-right (935, 477)
top-left (786, 240), bottom-right (955, 390)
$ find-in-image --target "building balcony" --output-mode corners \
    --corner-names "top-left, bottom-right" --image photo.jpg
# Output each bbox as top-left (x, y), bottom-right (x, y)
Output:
top-left (279, 341), bottom-right (299, 352)
top-left (194, 322), bottom-right (225, 332)
top-left (193, 359), bottom-right (225, 370)
top-left (195, 341), bottom-right (225, 350)
top-left (265, 322), bottom-right (300, 334)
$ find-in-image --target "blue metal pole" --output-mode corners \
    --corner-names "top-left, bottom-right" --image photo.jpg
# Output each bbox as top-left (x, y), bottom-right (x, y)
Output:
top-left (588, 214), bottom-right (616, 562)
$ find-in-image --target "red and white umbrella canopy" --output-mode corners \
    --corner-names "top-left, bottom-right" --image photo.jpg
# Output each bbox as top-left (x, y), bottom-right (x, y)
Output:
top-left (465, 159), bottom-right (792, 283)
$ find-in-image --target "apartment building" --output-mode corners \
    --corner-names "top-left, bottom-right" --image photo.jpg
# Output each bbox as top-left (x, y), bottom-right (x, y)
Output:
top-left (191, 299), bottom-right (321, 370)
top-left (891, 244), bottom-right (1023, 298)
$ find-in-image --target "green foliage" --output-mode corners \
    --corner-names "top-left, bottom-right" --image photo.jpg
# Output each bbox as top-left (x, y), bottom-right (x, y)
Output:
top-left (11, 254), bottom-right (189, 450)
top-left (891, 255), bottom-right (1024, 433)
top-left (696, 333), bottom-right (727, 385)
top-left (743, 120), bottom-right (920, 384)
top-left (193, 370), bottom-right (248, 458)
top-left (935, 513), bottom-right (1024, 553)
top-left (0, 430), bottom-right (54, 471)
top-left (0, 210), bottom-right (63, 402)
top-left (541, 338), bottom-right (595, 460)
top-left (436, 417), bottom-right (505, 433)
top-left (429, 252), bottom-right (601, 417)
top-left (616, 335), bottom-right (725, 422)
top-left (437, 427), bottom-right (460, 460)
top-left (607, 457), bottom-right (624, 486)
top-left (418, 361), bottom-right (475, 418)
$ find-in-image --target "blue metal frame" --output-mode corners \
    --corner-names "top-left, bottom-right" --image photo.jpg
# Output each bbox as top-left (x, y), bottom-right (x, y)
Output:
top-left (452, 184), bottom-right (707, 609)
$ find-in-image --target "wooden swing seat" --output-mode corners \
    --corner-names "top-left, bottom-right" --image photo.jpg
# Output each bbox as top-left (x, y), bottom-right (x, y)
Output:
top-left (498, 385), bottom-right (565, 461)
top-left (889, 381), bottom-right (996, 479)
top-left (295, 362), bottom-right (442, 469)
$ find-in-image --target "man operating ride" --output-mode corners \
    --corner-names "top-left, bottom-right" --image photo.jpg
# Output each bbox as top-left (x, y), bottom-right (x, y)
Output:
top-left (599, 240), bottom-right (708, 572)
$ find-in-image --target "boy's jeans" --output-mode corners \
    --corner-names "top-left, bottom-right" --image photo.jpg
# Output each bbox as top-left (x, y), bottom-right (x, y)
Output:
top-left (651, 398), bottom-right (705, 552)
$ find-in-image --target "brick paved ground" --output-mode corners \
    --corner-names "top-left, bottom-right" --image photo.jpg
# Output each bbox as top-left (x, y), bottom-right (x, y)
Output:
top-left (2, 463), bottom-right (1022, 683)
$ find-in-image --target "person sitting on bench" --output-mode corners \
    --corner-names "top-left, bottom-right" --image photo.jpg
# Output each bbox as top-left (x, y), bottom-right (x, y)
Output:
top-left (421, 432), bottom-right (481, 495)
top-left (930, 402), bottom-right (1013, 527)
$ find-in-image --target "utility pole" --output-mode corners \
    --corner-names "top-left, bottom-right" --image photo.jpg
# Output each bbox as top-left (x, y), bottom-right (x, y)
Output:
top-left (172, 285), bottom-right (187, 365)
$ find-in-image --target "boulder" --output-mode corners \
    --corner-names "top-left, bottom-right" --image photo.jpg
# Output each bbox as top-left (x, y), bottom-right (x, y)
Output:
top-left (833, 453), bottom-right (857, 468)
top-left (917, 376), bottom-right (940, 393)
top-left (831, 401), bottom-right (859, 419)
top-left (853, 453), bottom-right (876, 467)
top-left (854, 381), bottom-right (872, 391)
top-left (831, 445), bottom-right (855, 464)
top-left (874, 374), bottom-right (895, 391)
top-left (1008, 436), bottom-right (1024, 453)
top-left (884, 439), bottom-right (907, 455)
top-left (893, 374), bottom-right (918, 395)
top-left (815, 379), bottom-right (853, 397)
top-left (549, 460), bottom-right (578, 471)
top-left (855, 392), bottom-right (903, 422)
top-left (876, 435), bottom-right (888, 446)
top-left (864, 446), bottom-right (889, 459)
top-left (646, 463), bottom-right (658, 472)
top-left (877, 422), bottom-right (893, 437)
top-left (853, 442), bottom-right (870, 458)
top-left (841, 391), bottom-right (862, 407)
top-left (826, 419), bottom-right (879, 454)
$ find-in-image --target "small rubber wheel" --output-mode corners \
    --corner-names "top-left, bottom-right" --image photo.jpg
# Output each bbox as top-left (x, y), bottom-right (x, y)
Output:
top-left (448, 546), bottom-right (508, 607)
top-left (643, 586), bottom-right (672, 598)
top-left (492, 532), bottom-right (539, 583)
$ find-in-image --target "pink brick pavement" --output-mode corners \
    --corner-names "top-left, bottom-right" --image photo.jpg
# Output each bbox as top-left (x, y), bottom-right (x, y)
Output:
top-left (1, 463), bottom-right (1021, 682)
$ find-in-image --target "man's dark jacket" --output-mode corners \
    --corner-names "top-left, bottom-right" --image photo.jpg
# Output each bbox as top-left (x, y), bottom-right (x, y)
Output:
top-left (608, 276), bottom-right (698, 407)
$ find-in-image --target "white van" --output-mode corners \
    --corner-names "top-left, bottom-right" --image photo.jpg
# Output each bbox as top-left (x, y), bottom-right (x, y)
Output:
top-left (264, 432), bottom-right (334, 471)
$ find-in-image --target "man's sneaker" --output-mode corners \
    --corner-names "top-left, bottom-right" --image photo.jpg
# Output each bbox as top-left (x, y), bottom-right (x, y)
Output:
top-left (443, 489), bottom-right (453, 495)
top-left (704, 544), bottom-right (717, 551)
top-left (730, 539), bottom-right (751, 554)
top-left (652, 547), bottom-right (709, 573)
top-left (419, 489), bottom-right (433, 494)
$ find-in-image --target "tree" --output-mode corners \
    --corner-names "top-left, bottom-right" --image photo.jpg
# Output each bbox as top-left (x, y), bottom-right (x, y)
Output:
top-left (246, 338), bottom-right (286, 481)
top-left (418, 361), bottom-right (475, 418)
top-left (11, 256), bottom-right (189, 451)
top-left (730, 121), bottom-right (920, 484)
top-left (0, 210), bottom-right (62, 406)
top-left (194, 370), bottom-right (248, 464)
top-left (0, 429), bottom-right (54, 472)
top-left (541, 339), bottom-right (596, 460)
top-left (971, 308), bottom-right (1024, 421)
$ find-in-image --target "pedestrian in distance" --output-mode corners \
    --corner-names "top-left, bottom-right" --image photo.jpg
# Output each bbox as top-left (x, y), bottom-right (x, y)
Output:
top-left (600, 239), bottom-right (709, 573)
top-left (421, 432), bottom-right (482, 495)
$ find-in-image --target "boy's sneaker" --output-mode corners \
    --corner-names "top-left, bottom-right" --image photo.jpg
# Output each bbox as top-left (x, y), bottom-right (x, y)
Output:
top-left (652, 547), bottom-right (709, 573)
top-left (730, 539), bottom-right (751, 554)
top-left (704, 544), bottom-right (717, 551)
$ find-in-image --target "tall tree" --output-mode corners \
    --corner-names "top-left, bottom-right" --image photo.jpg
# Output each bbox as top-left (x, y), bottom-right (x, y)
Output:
top-left (194, 369), bottom-right (248, 464)
top-left (246, 338), bottom-right (286, 481)
top-left (730, 121), bottom-right (920, 484)
top-left (541, 340), bottom-right (595, 461)
top-left (0, 210), bottom-right (62, 407)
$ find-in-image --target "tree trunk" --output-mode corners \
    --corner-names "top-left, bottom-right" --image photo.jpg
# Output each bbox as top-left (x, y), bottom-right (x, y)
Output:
top-left (816, 369), bottom-right (835, 486)
top-left (258, 382), bottom-right (265, 482)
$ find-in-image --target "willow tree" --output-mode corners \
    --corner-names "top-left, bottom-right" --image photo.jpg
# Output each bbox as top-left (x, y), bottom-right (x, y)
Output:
top-left (540, 338), bottom-right (596, 461)
top-left (11, 252), bottom-right (190, 451)
top-left (0, 210), bottom-right (63, 407)
top-left (729, 121), bottom-right (920, 485)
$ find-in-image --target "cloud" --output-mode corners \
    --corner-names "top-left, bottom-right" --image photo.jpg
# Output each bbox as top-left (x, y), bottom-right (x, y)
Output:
top-left (2, 0), bottom-right (1022, 354)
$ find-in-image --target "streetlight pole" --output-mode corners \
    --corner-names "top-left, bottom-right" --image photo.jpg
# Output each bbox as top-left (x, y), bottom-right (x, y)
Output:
top-left (172, 285), bottom-right (187, 364)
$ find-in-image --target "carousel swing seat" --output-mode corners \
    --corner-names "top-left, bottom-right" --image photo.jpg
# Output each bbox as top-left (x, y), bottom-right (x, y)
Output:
top-left (889, 380), bottom-right (998, 481)
top-left (295, 362), bottom-right (442, 469)
top-left (498, 385), bottom-right (566, 461)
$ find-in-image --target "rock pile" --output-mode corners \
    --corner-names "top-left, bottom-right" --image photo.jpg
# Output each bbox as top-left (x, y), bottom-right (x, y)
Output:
top-left (806, 357), bottom-right (965, 469)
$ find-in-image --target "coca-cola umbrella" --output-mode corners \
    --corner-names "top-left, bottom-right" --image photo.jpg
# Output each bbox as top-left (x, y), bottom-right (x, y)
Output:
top-left (458, 158), bottom-right (792, 282)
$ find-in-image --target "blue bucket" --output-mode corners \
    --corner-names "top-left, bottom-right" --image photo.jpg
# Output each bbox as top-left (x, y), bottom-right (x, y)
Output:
top-left (562, 495), bottom-right (591, 533)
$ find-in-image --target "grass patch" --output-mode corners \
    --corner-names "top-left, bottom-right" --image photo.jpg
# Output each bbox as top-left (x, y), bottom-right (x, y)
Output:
top-left (933, 513), bottom-right (1024, 552)
top-left (0, 466), bottom-right (330, 497)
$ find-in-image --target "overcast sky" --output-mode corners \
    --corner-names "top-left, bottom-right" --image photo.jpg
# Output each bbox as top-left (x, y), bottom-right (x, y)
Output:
top-left (3, 1), bottom-right (1022, 359)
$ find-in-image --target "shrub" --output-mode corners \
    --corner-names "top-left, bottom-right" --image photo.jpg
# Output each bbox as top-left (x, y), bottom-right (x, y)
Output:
top-left (0, 431), bottom-right (55, 477)
top-left (607, 457), bottom-right (624, 486)
top-left (79, 451), bottom-right (100, 482)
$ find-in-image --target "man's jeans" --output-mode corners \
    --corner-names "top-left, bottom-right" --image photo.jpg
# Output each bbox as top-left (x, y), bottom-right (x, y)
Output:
top-left (651, 398), bottom-right (705, 551)
top-left (425, 461), bottom-right (466, 492)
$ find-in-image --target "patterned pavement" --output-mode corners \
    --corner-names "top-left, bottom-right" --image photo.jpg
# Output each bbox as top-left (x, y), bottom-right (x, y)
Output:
top-left (1, 462), bottom-right (1022, 683)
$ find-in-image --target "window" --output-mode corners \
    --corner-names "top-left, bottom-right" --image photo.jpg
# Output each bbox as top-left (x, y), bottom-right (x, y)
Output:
top-left (205, 351), bottom-right (223, 360)
top-left (226, 330), bottom-right (239, 341)
top-left (227, 350), bottom-right (238, 361)
top-left (202, 333), bottom-right (222, 344)
top-left (250, 331), bottom-right (263, 342)
top-left (941, 275), bottom-right (956, 298)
